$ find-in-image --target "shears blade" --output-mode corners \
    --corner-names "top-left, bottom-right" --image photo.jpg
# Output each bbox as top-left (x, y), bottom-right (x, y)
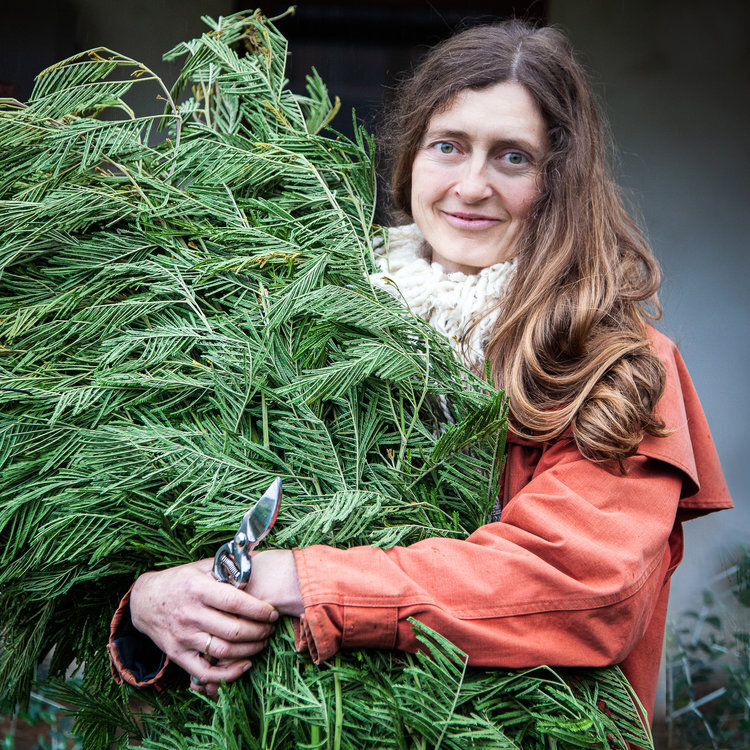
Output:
top-left (244, 476), bottom-right (282, 545)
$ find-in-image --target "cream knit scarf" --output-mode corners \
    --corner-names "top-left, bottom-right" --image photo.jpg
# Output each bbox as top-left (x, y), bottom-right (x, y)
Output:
top-left (370, 224), bottom-right (517, 369)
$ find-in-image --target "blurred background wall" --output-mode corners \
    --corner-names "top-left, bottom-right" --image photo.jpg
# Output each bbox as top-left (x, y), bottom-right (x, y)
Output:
top-left (2, 0), bottom-right (748, 736)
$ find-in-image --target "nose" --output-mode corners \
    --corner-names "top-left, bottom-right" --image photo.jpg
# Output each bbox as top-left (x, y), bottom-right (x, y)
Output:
top-left (454, 157), bottom-right (493, 203)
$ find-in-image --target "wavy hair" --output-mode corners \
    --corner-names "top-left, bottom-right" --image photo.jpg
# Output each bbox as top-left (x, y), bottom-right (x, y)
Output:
top-left (384, 21), bottom-right (668, 465)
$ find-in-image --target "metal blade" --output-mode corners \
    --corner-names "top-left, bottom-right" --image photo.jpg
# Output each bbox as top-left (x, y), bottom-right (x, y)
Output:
top-left (241, 476), bottom-right (282, 546)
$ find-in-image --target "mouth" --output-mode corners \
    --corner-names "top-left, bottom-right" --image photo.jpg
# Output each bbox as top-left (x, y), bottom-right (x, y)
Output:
top-left (442, 210), bottom-right (501, 230)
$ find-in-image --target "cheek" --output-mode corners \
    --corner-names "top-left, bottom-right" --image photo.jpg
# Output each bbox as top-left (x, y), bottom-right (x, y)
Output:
top-left (508, 177), bottom-right (542, 218)
top-left (410, 186), bottom-right (431, 235)
top-left (411, 157), bottom-right (446, 208)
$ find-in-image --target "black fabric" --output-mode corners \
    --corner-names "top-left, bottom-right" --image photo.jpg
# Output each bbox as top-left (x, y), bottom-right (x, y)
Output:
top-left (112, 600), bottom-right (167, 683)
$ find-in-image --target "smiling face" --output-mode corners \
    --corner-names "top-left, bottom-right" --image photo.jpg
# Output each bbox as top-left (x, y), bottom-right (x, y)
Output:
top-left (410, 81), bottom-right (548, 274)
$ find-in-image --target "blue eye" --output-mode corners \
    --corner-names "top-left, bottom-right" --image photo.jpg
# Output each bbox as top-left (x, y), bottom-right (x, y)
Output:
top-left (435, 142), bottom-right (456, 154)
top-left (503, 152), bottom-right (528, 165)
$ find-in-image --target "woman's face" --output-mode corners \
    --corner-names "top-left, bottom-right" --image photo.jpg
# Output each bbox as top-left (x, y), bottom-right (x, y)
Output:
top-left (410, 81), bottom-right (547, 274)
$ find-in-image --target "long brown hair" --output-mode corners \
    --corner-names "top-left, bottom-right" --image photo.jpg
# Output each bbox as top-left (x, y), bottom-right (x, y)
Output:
top-left (385, 21), bottom-right (668, 464)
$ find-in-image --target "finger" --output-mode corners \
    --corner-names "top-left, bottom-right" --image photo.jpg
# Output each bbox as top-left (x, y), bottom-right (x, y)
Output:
top-left (200, 677), bottom-right (235, 701)
top-left (195, 557), bottom-right (215, 574)
top-left (190, 677), bottom-right (220, 702)
top-left (190, 674), bottom-right (207, 695)
top-left (182, 653), bottom-right (253, 687)
top-left (197, 660), bottom-right (251, 700)
top-left (197, 613), bottom-right (276, 648)
top-left (198, 631), bottom-right (268, 663)
top-left (204, 635), bottom-right (270, 662)
top-left (202, 579), bottom-right (278, 623)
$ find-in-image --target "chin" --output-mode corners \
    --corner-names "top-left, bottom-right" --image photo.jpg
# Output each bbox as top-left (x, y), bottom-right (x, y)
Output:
top-left (450, 247), bottom-right (507, 270)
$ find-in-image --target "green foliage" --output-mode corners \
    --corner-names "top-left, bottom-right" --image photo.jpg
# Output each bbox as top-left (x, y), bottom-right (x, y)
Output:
top-left (1, 9), bottom-right (652, 749)
top-left (666, 549), bottom-right (750, 749)
top-left (39, 621), bottom-right (650, 750)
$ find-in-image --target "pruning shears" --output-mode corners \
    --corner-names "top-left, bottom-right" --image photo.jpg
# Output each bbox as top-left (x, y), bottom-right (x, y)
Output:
top-left (212, 477), bottom-right (282, 587)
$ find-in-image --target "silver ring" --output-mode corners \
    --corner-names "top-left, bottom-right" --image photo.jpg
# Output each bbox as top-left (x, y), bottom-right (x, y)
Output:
top-left (203, 633), bottom-right (213, 657)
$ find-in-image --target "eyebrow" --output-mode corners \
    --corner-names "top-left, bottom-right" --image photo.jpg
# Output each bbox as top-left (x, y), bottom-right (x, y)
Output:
top-left (423, 128), bottom-right (543, 156)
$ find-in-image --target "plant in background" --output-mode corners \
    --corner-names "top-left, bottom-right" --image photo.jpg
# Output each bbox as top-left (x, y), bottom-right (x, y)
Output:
top-left (1, 679), bottom-right (83, 750)
top-left (1, 9), bottom-right (653, 749)
top-left (666, 549), bottom-right (750, 749)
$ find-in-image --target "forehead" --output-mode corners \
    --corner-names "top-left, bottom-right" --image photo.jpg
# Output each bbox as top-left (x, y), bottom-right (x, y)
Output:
top-left (425, 82), bottom-right (547, 150)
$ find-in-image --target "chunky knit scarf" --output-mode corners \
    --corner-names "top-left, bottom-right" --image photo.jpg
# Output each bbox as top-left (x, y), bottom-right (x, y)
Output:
top-left (370, 223), bottom-right (517, 369)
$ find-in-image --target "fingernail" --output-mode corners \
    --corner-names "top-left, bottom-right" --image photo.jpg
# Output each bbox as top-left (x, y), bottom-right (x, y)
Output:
top-left (243, 662), bottom-right (252, 673)
top-left (269, 609), bottom-right (279, 622)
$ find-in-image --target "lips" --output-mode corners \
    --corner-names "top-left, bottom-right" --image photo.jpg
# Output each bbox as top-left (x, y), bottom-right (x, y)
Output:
top-left (441, 210), bottom-right (501, 231)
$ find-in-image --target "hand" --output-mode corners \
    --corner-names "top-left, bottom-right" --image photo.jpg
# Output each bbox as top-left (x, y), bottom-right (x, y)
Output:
top-left (130, 558), bottom-right (278, 698)
top-left (243, 549), bottom-right (304, 618)
top-left (196, 549), bottom-right (304, 697)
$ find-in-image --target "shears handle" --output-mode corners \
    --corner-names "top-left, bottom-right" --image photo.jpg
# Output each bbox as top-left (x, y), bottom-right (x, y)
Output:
top-left (213, 542), bottom-right (253, 586)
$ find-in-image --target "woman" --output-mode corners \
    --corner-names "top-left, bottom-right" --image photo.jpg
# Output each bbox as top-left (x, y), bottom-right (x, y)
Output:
top-left (109, 21), bottom-right (732, 723)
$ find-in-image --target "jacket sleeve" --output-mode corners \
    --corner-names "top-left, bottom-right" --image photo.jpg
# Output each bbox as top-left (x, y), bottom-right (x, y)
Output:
top-left (107, 584), bottom-right (178, 690)
top-left (292, 446), bottom-right (684, 667)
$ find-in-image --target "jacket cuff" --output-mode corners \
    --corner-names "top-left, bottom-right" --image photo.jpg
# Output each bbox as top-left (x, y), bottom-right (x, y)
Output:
top-left (108, 584), bottom-right (172, 690)
top-left (292, 546), bottom-right (398, 662)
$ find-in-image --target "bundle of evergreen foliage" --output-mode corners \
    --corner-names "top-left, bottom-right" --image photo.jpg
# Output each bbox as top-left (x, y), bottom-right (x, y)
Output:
top-left (0, 9), bottom-right (653, 749)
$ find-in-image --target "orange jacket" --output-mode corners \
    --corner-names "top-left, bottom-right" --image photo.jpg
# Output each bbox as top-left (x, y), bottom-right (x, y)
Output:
top-left (291, 327), bottom-right (732, 723)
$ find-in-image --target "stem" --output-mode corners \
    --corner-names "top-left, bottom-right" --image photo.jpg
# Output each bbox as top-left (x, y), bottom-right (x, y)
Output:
top-left (346, 396), bottom-right (360, 490)
top-left (311, 473), bottom-right (323, 497)
top-left (333, 656), bottom-right (343, 750)
top-left (261, 391), bottom-right (269, 449)
top-left (102, 156), bottom-right (154, 206)
top-left (268, 6), bottom-right (296, 23)
top-left (396, 339), bottom-right (431, 468)
top-left (95, 48), bottom-right (182, 163)
top-left (203, 78), bottom-right (212, 129)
